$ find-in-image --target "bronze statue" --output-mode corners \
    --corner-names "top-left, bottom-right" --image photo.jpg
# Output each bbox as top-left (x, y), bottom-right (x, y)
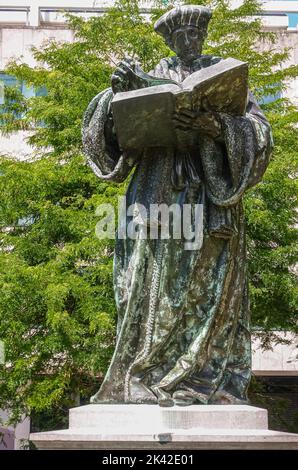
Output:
top-left (82, 5), bottom-right (272, 407)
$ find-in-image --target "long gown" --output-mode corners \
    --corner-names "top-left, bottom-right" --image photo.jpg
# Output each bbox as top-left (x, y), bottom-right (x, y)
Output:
top-left (82, 54), bottom-right (273, 405)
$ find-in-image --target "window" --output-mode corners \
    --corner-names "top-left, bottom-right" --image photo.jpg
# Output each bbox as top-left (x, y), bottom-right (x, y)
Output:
top-left (0, 72), bottom-right (48, 120)
top-left (259, 84), bottom-right (282, 105)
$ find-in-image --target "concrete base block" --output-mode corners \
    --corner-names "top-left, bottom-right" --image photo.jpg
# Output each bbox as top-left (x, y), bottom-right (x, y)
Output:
top-left (30, 404), bottom-right (298, 450)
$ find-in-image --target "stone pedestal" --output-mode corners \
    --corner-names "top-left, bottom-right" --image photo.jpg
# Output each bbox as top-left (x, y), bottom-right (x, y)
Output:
top-left (30, 404), bottom-right (298, 449)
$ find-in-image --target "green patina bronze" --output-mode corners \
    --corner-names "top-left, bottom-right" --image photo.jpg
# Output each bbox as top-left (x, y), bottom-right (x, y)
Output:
top-left (82, 5), bottom-right (273, 406)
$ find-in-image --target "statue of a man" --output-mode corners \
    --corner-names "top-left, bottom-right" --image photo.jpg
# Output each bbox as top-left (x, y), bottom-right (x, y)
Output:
top-left (82, 5), bottom-right (272, 406)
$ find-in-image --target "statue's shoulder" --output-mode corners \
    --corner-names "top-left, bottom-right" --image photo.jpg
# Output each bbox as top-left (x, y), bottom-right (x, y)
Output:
top-left (160, 56), bottom-right (178, 69)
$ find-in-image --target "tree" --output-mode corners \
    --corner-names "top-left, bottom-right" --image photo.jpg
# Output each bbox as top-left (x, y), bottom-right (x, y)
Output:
top-left (0, 0), bottom-right (297, 429)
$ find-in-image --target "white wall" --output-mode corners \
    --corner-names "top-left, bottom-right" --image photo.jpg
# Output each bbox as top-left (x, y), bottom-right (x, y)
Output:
top-left (0, 131), bottom-right (38, 160)
top-left (0, 409), bottom-right (30, 450)
top-left (0, 1), bottom-right (298, 28)
top-left (0, 27), bottom-right (74, 69)
top-left (252, 332), bottom-right (298, 376)
top-left (258, 30), bottom-right (298, 105)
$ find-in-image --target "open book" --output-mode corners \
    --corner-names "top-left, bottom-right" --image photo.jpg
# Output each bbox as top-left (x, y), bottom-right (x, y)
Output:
top-left (111, 58), bottom-right (248, 150)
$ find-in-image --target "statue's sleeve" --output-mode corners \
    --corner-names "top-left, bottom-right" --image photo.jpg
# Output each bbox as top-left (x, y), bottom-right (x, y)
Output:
top-left (200, 91), bottom-right (273, 207)
top-left (82, 88), bottom-right (136, 182)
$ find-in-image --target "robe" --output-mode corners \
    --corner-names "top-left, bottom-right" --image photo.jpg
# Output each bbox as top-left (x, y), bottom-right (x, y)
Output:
top-left (82, 54), bottom-right (273, 405)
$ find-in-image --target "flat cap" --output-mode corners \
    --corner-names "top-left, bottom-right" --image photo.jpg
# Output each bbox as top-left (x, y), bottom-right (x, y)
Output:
top-left (154, 5), bottom-right (212, 39)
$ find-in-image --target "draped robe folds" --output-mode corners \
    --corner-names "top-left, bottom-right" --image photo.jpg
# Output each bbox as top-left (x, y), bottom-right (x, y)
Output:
top-left (82, 55), bottom-right (273, 405)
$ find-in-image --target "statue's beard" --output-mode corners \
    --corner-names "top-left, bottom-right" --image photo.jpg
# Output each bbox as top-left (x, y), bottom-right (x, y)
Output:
top-left (179, 50), bottom-right (201, 65)
top-left (175, 43), bottom-right (203, 64)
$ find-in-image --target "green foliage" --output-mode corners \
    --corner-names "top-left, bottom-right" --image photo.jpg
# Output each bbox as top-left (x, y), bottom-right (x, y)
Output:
top-left (246, 102), bottom-right (298, 332)
top-left (0, 155), bottom-right (121, 423)
top-left (0, 85), bottom-right (28, 133)
top-left (0, 0), bottom-right (297, 426)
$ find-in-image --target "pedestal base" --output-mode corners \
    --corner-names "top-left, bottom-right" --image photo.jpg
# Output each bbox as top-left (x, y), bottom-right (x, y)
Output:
top-left (30, 404), bottom-right (298, 449)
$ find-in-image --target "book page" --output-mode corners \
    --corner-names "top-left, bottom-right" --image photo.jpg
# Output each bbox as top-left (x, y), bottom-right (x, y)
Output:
top-left (181, 58), bottom-right (248, 115)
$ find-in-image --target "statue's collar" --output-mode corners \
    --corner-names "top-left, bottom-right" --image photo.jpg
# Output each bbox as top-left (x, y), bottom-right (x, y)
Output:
top-left (170, 55), bottom-right (213, 71)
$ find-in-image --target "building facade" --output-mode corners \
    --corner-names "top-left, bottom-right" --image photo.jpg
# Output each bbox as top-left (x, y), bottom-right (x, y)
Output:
top-left (0, 1), bottom-right (297, 157)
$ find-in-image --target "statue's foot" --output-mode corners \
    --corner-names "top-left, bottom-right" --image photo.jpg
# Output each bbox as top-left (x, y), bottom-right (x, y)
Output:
top-left (210, 390), bottom-right (249, 405)
top-left (90, 396), bottom-right (98, 404)
top-left (172, 390), bottom-right (195, 406)
top-left (90, 392), bottom-right (104, 404)
top-left (152, 386), bottom-right (174, 407)
top-left (129, 378), bottom-right (159, 404)
top-left (172, 390), bottom-right (209, 406)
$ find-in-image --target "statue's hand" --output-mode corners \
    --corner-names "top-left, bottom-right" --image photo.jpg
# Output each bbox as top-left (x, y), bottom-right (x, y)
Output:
top-left (193, 111), bottom-right (222, 138)
top-left (111, 59), bottom-right (148, 94)
top-left (111, 61), bottom-right (131, 94)
top-left (173, 108), bottom-right (222, 139)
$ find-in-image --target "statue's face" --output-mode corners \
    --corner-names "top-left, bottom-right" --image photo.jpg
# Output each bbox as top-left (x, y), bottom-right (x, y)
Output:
top-left (170, 25), bottom-right (204, 63)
